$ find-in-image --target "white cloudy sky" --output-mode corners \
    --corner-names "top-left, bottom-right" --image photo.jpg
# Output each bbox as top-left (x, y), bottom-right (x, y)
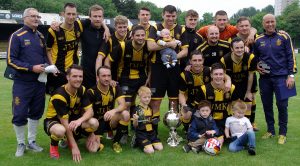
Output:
top-left (136, 0), bottom-right (275, 18)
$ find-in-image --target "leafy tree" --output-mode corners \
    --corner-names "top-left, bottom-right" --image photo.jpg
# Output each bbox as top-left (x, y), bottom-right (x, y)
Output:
top-left (250, 12), bottom-right (266, 34)
top-left (136, 1), bottom-right (163, 21)
top-left (278, 1), bottom-right (300, 45)
top-left (261, 5), bottom-right (274, 14)
top-left (199, 12), bottom-right (213, 27)
top-left (0, 0), bottom-right (12, 9)
top-left (230, 7), bottom-right (259, 24)
top-left (177, 11), bottom-right (186, 26)
top-left (112, 0), bottom-right (138, 19)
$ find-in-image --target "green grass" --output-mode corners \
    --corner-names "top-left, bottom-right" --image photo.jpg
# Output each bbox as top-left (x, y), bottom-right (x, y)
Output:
top-left (1, 57), bottom-right (300, 166)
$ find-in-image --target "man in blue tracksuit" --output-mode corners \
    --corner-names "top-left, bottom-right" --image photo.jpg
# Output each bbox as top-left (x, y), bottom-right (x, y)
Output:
top-left (253, 14), bottom-right (297, 144)
top-left (7, 8), bottom-right (49, 156)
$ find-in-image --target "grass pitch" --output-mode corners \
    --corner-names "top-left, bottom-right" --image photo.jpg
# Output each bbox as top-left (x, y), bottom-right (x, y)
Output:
top-left (0, 58), bottom-right (300, 166)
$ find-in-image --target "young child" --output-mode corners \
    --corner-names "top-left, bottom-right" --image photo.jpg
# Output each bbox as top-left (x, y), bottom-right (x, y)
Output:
top-left (132, 86), bottom-right (163, 154)
top-left (157, 28), bottom-right (181, 68)
top-left (225, 100), bottom-right (256, 155)
top-left (183, 100), bottom-right (219, 153)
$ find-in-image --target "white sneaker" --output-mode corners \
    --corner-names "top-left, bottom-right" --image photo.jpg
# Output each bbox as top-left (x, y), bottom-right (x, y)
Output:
top-left (15, 143), bottom-right (26, 157)
top-left (166, 64), bottom-right (171, 68)
top-left (27, 141), bottom-right (43, 152)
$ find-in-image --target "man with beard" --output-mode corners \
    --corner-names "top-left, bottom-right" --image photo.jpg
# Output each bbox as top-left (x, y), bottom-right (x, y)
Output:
top-left (105, 25), bottom-right (151, 133)
top-left (86, 66), bottom-right (129, 153)
top-left (196, 26), bottom-right (230, 67)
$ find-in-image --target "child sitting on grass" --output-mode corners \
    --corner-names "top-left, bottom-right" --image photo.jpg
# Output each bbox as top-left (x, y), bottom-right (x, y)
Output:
top-left (225, 100), bottom-right (256, 155)
top-left (183, 100), bottom-right (219, 153)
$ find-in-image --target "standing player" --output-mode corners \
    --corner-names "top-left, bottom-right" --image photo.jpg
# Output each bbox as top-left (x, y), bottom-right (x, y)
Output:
top-left (46, 3), bottom-right (83, 94)
top-left (234, 17), bottom-right (259, 130)
top-left (7, 8), bottom-right (50, 157)
top-left (47, 4), bottom-right (111, 90)
top-left (195, 63), bottom-right (239, 146)
top-left (87, 66), bottom-right (129, 153)
top-left (132, 7), bottom-right (157, 39)
top-left (147, 5), bottom-right (189, 134)
top-left (196, 26), bottom-right (231, 67)
top-left (105, 24), bottom-right (149, 125)
top-left (44, 65), bottom-right (99, 162)
top-left (81, 5), bottom-right (112, 89)
top-left (105, 25), bottom-right (151, 126)
top-left (220, 37), bottom-right (256, 121)
top-left (100, 15), bottom-right (130, 81)
top-left (182, 10), bottom-right (204, 69)
top-left (197, 10), bottom-right (256, 43)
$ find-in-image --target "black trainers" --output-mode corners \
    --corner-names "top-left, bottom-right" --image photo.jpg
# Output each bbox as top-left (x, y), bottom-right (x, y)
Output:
top-left (248, 147), bottom-right (256, 155)
top-left (182, 144), bottom-right (191, 153)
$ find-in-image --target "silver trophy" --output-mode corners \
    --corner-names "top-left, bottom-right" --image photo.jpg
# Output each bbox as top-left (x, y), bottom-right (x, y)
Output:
top-left (163, 102), bottom-right (182, 147)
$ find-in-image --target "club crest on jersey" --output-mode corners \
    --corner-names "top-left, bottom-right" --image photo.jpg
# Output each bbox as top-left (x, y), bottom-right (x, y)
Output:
top-left (276, 39), bottom-right (282, 46)
top-left (260, 41), bottom-right (265, 47)
top-left (194, 38), bottom-right (198, 43)
top-left (76, 31), bottom-right (81, 38)
top-left (125, 54), bottom-right (131, 58)
top-left (76, 98), bottom-right (81, 104)
top-left (212, 52), bottom-right (217, 57)
top-left (176, 33), bottom-right (181, 40)
top-left (204, 76), bottom-right (210, 82)
top-left (24, 39), bottom-right (31, 46)
top-left (208, 96), bottom-right (214, 100)
top-left (219, 50), bottom-right (223, 56)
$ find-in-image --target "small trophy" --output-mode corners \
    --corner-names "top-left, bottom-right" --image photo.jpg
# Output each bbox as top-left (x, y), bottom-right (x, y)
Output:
top-left (163, 102), bottom-right (182, 147)
top-left (258, 61), bottom-right (270, 74)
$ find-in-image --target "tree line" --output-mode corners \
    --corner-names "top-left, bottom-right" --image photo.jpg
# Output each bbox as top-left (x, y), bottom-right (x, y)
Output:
top-left (0, 0), bottom-right (299, 46)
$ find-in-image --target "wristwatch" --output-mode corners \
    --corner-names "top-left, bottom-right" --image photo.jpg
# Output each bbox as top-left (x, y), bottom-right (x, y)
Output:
top-left (289, 74), bottom-right (295, 78)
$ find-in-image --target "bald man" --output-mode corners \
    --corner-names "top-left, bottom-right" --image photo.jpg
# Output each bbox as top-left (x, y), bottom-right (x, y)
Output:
top-left (254, 14), bottom-right (297, 144)
top-left (196, 26), bottom-right (230, 67)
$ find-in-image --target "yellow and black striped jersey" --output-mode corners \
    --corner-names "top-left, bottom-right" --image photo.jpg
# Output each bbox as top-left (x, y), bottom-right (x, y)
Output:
top-left (220, 52), bottom-right (256, 85)
top-left (129, 24), bottom-right (157, 40)
top-left (179, 66), bottom-right (211, 106)
top-left (108, 40), bottom-right (150, 80)
top-left (196, 40), bottom-right (230, 67)
top-left (147, 23), bottom-right (189, 64)
top-left (86, 85), bottom-right (125, 120)
top-left (46, 20), bottom-right (83, 72)
top-left (98, 32), bottom-right (130, 80)
top-left (133, 105), bottom-right (155, 132)
top-left (195, 83), bottom-right (238, 120)
top-left (46, 85), bottom-right (91, 119)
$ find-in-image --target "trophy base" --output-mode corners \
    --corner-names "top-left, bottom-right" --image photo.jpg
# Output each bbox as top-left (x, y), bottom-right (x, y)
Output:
top-left (166, 130), bottom-right (182, 147)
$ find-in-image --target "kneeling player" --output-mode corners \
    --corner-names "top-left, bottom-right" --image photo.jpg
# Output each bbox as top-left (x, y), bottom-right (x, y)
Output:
top-left (87, 66), bottom-right (130, 153)
top-left (132, 86), bottom-right (163, 154)
top-left (44, 65), bottom-right (99, 162)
